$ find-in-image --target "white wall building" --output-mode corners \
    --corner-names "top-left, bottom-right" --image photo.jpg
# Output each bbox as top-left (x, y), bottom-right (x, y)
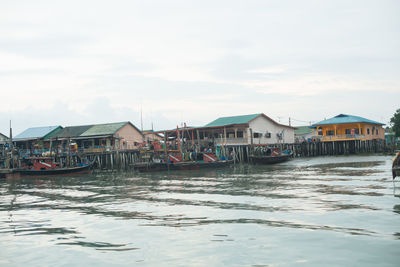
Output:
top-left (247, 114), bottom-right (295, 145)
top-left (199, 113), bottom-right (295, 146)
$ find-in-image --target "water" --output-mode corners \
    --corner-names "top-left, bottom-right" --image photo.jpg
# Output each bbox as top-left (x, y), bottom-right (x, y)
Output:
top-left (1, 155), bottom-right (399, 266)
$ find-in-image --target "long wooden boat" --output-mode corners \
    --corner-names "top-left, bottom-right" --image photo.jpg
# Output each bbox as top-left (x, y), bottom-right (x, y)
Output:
top-left (393, 152), bottom-right (400, 179)
top-left (132, 152), bottom-right (233, 172)
top-left (0, 164), bottom-right (92, 179)
top-left (16, 164), bottom-right (92, 177)
top-left (131, 159), bottom-right (233, 172)
top-left (249, 153), bottom-right (292, 165)
top-left (1, 156), bottom-right (93, 179)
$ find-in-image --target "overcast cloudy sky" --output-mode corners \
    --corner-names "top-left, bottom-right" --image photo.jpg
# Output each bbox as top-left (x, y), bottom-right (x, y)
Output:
top-left (1, 0), bottom-right (399, 135)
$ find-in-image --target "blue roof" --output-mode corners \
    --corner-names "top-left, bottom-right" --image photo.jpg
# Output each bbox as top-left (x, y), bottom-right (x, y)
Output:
top-left (312, 114), bottom-right (384, 126)
top-left (14, 126), bottom-right (62, 140)
top-left (204, 114), bottom-right (262, 127)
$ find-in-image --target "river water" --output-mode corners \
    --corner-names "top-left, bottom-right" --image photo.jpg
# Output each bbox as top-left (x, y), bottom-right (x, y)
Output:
top-left (1, 155), bottom-right (399, 266)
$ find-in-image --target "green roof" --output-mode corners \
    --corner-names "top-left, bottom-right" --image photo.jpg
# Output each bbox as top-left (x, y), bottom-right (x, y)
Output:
top-left (44, 127), bottom-right (63, 140)
top-left (313, 114), bottom-right (384, 126)
top-left (80, 122), bottom-right (128, 137)
top-left (294, 126), bottom-right (313, 135)
top-left (204, 114), bottom-right (261, 127)
top-left (52, 125), bottom-right (93, 138)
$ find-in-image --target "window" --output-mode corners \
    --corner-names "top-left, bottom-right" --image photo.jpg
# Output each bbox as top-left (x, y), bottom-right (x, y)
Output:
top-left (326, 130), bottom-right (335, 136)
top-left (376, 129), bottom-right (379, 135)
top-left (227, 132), bottom-right (235, 138)
top-left (237, 131), bottom-right (243, 138)
top-left (83, 141), bottom-right (91, 148)
top-left (318, 128), bottom-right (323, 136)
top-left (345, 129), bottom-right (351, 135)
top-left (265, 132), bottom-right (271, 138)
top-left (367, 128), bottom-right (370, 135)
top-left (253, 132), bottom-right (261, 138)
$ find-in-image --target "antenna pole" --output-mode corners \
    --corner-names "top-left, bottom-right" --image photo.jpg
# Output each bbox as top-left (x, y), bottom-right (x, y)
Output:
top-left (140, 107), bottom-right (143, 132)
top-left (9, 120), bottom-right (12, 149)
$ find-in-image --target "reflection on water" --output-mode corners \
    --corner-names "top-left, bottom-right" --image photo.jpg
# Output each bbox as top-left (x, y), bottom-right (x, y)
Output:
top-left (1, 155), bottom-right (399, 266)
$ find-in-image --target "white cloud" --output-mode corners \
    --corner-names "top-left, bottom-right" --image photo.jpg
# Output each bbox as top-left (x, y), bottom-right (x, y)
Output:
top-left (249, 73), bottom-right (400, 96)
top-left (0, 0), bottom-right (399, 134)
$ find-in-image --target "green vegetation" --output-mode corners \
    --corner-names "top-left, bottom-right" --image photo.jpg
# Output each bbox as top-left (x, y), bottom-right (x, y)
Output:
top-left (390, 109), bottom-right (400, 137)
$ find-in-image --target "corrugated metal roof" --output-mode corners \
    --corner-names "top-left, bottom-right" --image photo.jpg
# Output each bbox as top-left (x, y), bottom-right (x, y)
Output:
top-left (295, 126), bottom-right (313, 135)
top-left (52, 125), bottom-right (93, 138)
top-left (312, 114), bottom-right (384, 126)
top-left (14, 126), bottom-right (62, 140)
top-left (44, 127), bottom-right (63, 140)
top-left (204, 114), bottom-right (262, 127)
top-left (154, 126), bottom-right (197, 133)
top-left (0, 132), bottom-right (8, 140)
top-left (80, 122), bottom-right (128, 137)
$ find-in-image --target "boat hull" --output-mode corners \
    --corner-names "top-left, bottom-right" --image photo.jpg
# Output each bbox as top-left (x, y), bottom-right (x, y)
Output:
top-left (250, 154), bottom-right (292, 165)
top-left (11, 165), bottom-right (92, 178)
top-left (132, 160), bottom-right (233, 172)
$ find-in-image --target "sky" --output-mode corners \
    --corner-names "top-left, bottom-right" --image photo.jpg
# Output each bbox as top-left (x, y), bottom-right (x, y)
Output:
top-left (1, 0), bottom-right (399, 136)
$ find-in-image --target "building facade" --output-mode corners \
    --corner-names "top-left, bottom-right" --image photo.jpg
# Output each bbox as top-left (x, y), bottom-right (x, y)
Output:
top-left (198, 113), bottom-right (294, 146)
top-left (159, 113), bottom-right (295, 149)
top-left (13, 126), bottom-right (63, 152)
top-left (312, 114), bottom-right (385, 142)
top-left (51, 121), bottom-right (143, 153)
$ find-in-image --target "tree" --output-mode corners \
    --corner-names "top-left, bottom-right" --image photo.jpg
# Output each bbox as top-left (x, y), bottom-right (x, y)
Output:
top-left (390, 109), bottom-right (400, 137)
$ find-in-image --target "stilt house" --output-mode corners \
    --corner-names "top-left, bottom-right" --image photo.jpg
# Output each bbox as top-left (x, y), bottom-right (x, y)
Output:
top-left (51, 122), bottom-right (143, 153)
top-left (312, 114), bottom-right (385, 142)
top-left (13, 126), bottom-right (63, 154)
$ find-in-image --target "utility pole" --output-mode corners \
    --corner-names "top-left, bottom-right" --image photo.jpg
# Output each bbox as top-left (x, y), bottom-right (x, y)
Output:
top-left (9, 120), bottom-right (12, 149)
top-left (140, 107), bottom-right (143, 132)
top-left (289, 117), bottom-right (291, 126)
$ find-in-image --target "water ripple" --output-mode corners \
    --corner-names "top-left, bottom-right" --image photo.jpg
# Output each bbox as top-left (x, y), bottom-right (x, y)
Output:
top-left (1, 155), bottom-right (399, 266)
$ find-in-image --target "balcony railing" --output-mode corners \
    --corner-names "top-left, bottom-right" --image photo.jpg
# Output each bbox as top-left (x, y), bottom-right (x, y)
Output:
top-left (17, 146), bottom-right (129, 157)
top-left (214, 138), bottom-right (248, 144)
top-left (320, 134), bottom-right (365, 142)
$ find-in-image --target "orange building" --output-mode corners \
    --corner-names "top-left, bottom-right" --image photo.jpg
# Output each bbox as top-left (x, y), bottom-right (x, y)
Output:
top-left (312, 114), bottom-right (385, 142)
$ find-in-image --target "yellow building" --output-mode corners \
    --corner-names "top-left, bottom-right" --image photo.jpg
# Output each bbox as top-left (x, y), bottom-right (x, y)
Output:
top-left (312, 114), bottom-right (385, 142)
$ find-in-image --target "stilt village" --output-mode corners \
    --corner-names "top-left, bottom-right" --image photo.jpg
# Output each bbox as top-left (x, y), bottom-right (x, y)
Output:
top-left (0, 112), bottom-right (392, 178)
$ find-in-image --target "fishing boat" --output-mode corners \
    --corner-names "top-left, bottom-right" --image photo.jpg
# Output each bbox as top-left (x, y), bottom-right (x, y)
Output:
top-left (1, 157), bottom-right (92, 178)
top-left (393, 152), bottom-right (400, 179)
top-left (249, 148), bottom-right (292, 165)
top-left (131, 153), bottom-right (233, 172)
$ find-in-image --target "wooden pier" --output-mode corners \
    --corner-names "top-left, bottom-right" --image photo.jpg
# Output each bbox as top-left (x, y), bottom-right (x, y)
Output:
top-left (292, 139), bottom-right (385, 157)
top-left (43, 139), bottom-right (387, 172)
top-left (0, 139), bottom-right (388, 175)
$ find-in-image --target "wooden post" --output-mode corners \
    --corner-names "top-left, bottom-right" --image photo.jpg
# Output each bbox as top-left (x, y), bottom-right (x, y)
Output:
top-left (191, 129), bottom-right (194, 147)
top-left (164, 132), bottom-right (168, 163)
top-left (224, 127), bottom-right (227, 145)
top-left (249, 128), bottom-right (253, 155)
top-left (176, 126), bottom-right (182, 158)
top-left (67, 138), bottom-right (71, 167)
top-left (196, 129), bottom-right (201, 152)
